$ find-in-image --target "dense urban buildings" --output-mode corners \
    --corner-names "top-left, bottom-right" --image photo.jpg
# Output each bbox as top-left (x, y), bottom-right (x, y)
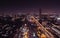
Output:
top-left (0, 0), bottom-right (60, 38)
top-left (1, 10), bottom-right (60, 38)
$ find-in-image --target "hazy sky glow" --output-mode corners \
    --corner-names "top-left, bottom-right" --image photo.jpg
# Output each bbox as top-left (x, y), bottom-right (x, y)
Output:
top-left (0, 0), bottom-right (60, 15)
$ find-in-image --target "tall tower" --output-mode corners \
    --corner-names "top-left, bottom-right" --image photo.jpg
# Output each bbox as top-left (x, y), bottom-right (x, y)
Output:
top-left (39, 8), bottom-right (42, 18)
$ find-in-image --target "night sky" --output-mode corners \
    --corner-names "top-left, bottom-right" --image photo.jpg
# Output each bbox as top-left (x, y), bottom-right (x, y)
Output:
top-left (0, 0), bottom-right (60, 15)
